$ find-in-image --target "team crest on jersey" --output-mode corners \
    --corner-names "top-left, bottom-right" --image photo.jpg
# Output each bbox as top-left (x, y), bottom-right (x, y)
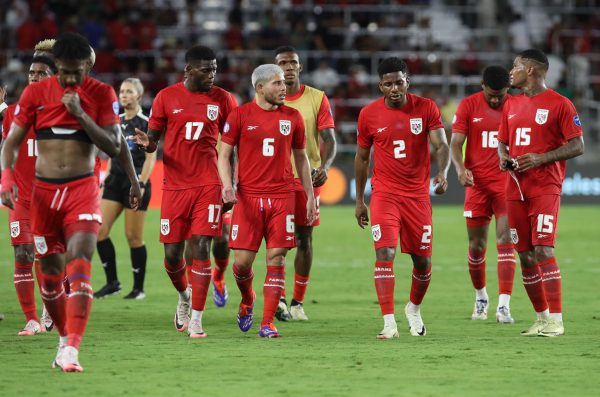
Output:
top-left (510, 228), bottom-right (519, 245)
top-left (34, 236), bottom-right (48, 255)
top-left (535, 109), bottom-right (549, 125)
top-left (231, 225), bottom-right (238, 241)
top-left (10, 221), bottom-right (20, 238)
top-left (279, 120), bottom-right (291, 136)
top-left (410, 118), bottom-right (423, 135)
top-left (207, 105), bottom-right (219, 121)
top-left (371, 224), bottom-right (381, 242)
top-left (160, 219), bottom-right (170, 236)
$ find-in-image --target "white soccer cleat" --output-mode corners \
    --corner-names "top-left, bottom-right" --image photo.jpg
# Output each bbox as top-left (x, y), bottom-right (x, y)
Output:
top-left (61, 346), bottom-right (83, 372)
top-left (520, 318), bottom-right (548, 336)
top-left (41, 306), bottom-right (54, 332)
top-left (471, 299), bottom-right (489, 320)
top-left (404, 303), bottom-right (426, 336)
top-left (538, 318), bottom-right (564, 337)
top-left (275, 298), bottom-right (292, 321)
top-left (376, 324), bottom-right (399, 339)
top-left (51, 343), bottom-right (66, 370)
top-left (187, 319), bottom-right (207, 338)
top-left (174, 288), bottom-right (191, 332)
top-left (496, 306), bottom-right (514, 324)
top-left (289, 303), bottom-right (309, 321)
top-left (18, 319), bottom-right (42, 336)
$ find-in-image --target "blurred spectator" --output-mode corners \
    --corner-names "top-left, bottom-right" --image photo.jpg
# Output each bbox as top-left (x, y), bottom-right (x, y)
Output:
top-left (310, 60), bottom-right (340, 96)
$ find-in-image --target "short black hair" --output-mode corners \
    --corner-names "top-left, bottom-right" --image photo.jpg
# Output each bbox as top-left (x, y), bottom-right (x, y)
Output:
top-left (518, 49), bottom-right (549, 71)
top-left (52, 33), bottom-right (91, 61)
top-left (185, 45), bottom-right (216, 63)
top-left (31, 55), bottom-right (57, 74)
top-left (274, 46), bottom-right (298, 57)
top-left (377, 57), bottom-right (409, 78)
top-left (482, 65), bottom-right (509, 90)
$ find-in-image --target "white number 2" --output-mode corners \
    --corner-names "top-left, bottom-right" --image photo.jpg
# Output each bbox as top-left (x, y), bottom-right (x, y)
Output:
top-left (27, 138), bottom-right (38, 157)
top-left (421, 225), bottom-right (432, 243)
top-left (393, 140), bottom-right (406, 159)
top-left (536, 214), bottom-right (554, 233)
top-left (263, 138), bottom-right (275, 156)
top-left (185, 121), bottom-right (204, 140)
top-left (208, 204), bottom-right (221, 223)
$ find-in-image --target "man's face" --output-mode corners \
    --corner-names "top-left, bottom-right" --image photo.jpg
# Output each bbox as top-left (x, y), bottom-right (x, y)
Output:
top-left (482, 84), bottom-right (508, 109)
top-left (509, 56), bottom-right (529, 89)
top-left (28, 62), bottom-right (52, 84)
top-left (260, 73), bottom-right (287, 106)
top-left (275, 52), bottom-right (302, 86)
top-left (379, 71), bottom-right (409, 105)
top-left (55, 58), bottom-right (88, 87)
top-left (185, 59), bottom-right (217, 92)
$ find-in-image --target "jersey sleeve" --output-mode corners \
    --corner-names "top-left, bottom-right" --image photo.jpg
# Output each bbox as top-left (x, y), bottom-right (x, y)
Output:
top-left (220, 108), bottom-right (241, 146)
top-left (96, 85), bottom-right (120, 126)
top-left (316, 94), bottom-right (335, 130)
top-left (498, 101), bottom-right (510, 145)
top-left (452, 98), bottom-right (470, 134)
top-left (356, 107), bottom-right (373, 149)
top-left (558, 98), bottom-right (583, 140)
top-left (2, 105), bottom-right (14, 140)
top-left (13, 84), bottom-right (37, 130)
top-left (220, 92), bottom-right (239, 132)
top-left (148, 91), bottom-right (167, 131)
top-left (292, 111), bottom-right (306, 150)
top-left (426, 99), bottom-right (444, 131)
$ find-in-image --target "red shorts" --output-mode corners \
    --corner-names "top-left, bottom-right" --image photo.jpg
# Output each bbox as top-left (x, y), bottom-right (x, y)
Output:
top-left (229, 193), bottom-right (296, 252)
top-left (370, 192), bottom-right (432, 256)
top-left (160, 185), bottom-right (222, 243)
top-left (507, 195), bottom-right (560, 252)
top-left (294, 179), bottom-right (321, 227)
top-left (8, 199), bottom-right (32, 246)
top-left (464, 184), bottom-right (507, 227)
top-left (222, 210), bottom-right (232, 226)
top-left (31, 175), bottom-right (101, 258)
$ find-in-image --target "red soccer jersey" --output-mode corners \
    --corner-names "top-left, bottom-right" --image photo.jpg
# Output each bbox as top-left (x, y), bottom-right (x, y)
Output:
top-left (14, 75), bottom-right (119, 132)
top-left (498, 89), bottom-right (583, 199)
top-left (148, 83), bottom-right (237, 190)
top-left (357, 94), bottom-right (444, 199)
top-left (2, 104), bottom-right (36, 203)
top-left (452, 91), bottom-right (509, 186)
top-left (221, 101), bottom-right (306, 197)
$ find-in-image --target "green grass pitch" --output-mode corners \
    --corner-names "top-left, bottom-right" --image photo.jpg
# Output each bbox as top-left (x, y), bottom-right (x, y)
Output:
top-left (0, 205), bottom-right (598, 396)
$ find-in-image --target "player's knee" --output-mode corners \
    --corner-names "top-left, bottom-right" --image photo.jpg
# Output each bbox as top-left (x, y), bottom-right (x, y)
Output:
top-left (468, 238), bottom-right (486, 253)
top-left (14, 245), bottom-right (35, 264)
top-left (534, 246), bottom-right (554, 262)
top-left (266, 251), bottom-right (287, 266)
top-left (164, 245), bottom-right (183, 265)
top-left (125, 231), bottom-right (143, 248)
top-left (375, 247), bottom-right (395, 262)
top-left (518, 251), bottom-right (536, 267)
top-left (412, 255), bottom-right (431, 270)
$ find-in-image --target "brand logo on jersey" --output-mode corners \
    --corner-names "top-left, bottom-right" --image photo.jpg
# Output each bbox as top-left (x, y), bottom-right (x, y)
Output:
top-left (420, 245), bottom-right (430, 250)
top-left (247, 125), bottom-right (258, 130)
top-left (508, 114), bottom-right (516, 119)
top-left (160, 219), bottom-right (170, 235)
top-left (472, 118), bottom-right (483, 122)
top-left (10, 221), bottom-right (20, 238)
top-left (463, 211), bottom-right (473, 218)
top-left (231, 225), bottom-right (238, 240)
top-left (207, 105), bottom-right (219, 121)
top-left (286, 236), bottom-right (294, 241)
top-left (377, 127), bottom-right (388, 133)
top-left (510, 228), bottom-right (519, 244)
top-left (535, 109), bottom-right (549, 125)
top-left (112, 101), bottom-right (119, 115)
top-left (34, 236), bottom-right (48, 255)
top-left (279, 120), bottom-right (291, 136)
top-left (537, 233), bottom-right (548, 239)
top-left (172, 109), bottom-right (183, 114)
top-left (371, 224), bottom-right (381, 242)
top-left (410, 118), bottom-right (423, 135)
top-left (574, 114), bottom-right (581, 126)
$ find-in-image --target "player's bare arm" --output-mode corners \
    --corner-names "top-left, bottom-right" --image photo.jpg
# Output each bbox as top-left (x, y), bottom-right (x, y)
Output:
top-left (429, 127), bottom-right (450, 194)
top-left (293, 147), bottom-right (317, 225)
top-left (0, 85), bottom-right (7, 117)
top-left (0, 122), bottom-right (29, 209)
top-left (218, 141), bottom-right (237, 205)
top-left (354, 145), bottom-right (370, 229)
top-left (116, 134), bottom-right (142, 211)
top-left (61, 91), bottom-right (121, 157)
top-left (132, 127), bottom-right (161, 153)
top-left (516, 136), bottom-right (584, 172)
top-left (313, 127), bottom-right (337, 187)
top-left (450, 132), bottom-right (474, 187)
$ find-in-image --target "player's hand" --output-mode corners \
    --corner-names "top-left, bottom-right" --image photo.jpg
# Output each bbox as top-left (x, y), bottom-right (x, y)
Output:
top-left (515, 153), bottom-right (546, 172)
top-left (132, 128), bottom-right (156, 153)
top-left (312, 167), bottom-right (328, 187)
top-left (128, 183), bottom-right (142, 211)
top-left (433, 173), bottom-right (448, 195)
top-left (355, 201), bottom-right (369, 229)
top-left (61, 91), bottom-right (84, 118)
top-left (0, 169), bottom-right (17, 210)
top-left (306, 196), bottom-right (317, 225)
top-left (222, 185), bottom-right (237, 205)
top-left (458, 168), bottom-right (474, 187)
top-left (499, 152), bottom-right (512, 171)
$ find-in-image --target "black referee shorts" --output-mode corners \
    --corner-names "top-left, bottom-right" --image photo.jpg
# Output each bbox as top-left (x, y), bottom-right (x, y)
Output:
top-left (102, 173), bottom-right (151, 211)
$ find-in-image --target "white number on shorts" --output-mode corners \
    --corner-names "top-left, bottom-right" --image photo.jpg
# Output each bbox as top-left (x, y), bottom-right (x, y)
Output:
top-left (286, 214), bottom-right (295, 233)
top-left (27, 138), bottom-right (38, 157)
top-left (421, 225), bottom-right (432, 243)
top-left (515, 127), bottom-right (531, 146)
top-left (263, 138), bottom-right (275, 156)
top-left (185, 121), bottom-right (204, 140)
top-left (393, 140), bottom-right (406, 159)
top-left (536, 214), bottom-right (554, 233)
top-left (208, 204), bottom-right (222, 223)
top-left (481, 130), bottom-right (498, 148)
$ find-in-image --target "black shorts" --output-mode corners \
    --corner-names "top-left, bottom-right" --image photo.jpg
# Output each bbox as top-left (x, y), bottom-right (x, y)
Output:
top-left (102, 173), bottom-right (151, 211)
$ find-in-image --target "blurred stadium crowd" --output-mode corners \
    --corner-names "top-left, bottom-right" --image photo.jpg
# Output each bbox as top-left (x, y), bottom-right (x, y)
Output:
top-left (1, 0), bottom-right (599, 159)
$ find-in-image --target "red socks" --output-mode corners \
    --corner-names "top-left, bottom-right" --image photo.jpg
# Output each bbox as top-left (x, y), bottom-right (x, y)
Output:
top-left (262, 265), bottom-right (285, 326)
top-left (292, 274), bottom-right (309, 304)
top-left (191, 259), bottom-right (211, 311)
top-left (164, 259), bottom-right (188, 292)
top-left (233, 264), bottom-right (254, 306)
top-left (213, 258), bottom-right (229, 282)
top-left (14, 261), bottom-right (38, 322)
top-left (65, 259), bottom-right (93, 349)
top-left (539, 257), bottom-right (561, 314)
top-left (374, 261), bottom-right (394, 315)
top-left (186, 261), bottom-right (193, 288)
top-left (468, 248), bottom-right (486, 290)
top-left (521, 264), bottom-right (548, 313)
top-left (497, 244), bottom-right (516, 295)
top-left (410, 264), bottom-right (432, 305)
top-left (40, 272), bottom-right (67, 336)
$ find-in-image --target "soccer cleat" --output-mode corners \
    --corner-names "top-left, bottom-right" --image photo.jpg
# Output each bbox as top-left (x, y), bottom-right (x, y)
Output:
top-left (258, 322), bottom-right (281, 338)
top-left (289, 303), bottom-right (309, 321)
top-left (51, 343), bottom-right (66, 370)
top-left (41, 306), bottom-right (54, 332)
top-left (520, 318), bottom-right (548, 336)
top-left (174, 288), bottom-right (191, 332)
top-left (376, 324), bottom-right (399, 340)
top-left (496, 306), bottom-right (514, 324)
top-left (61, 346), bottom-right (84, 372)
top-left (18, 319), bottom-right (42, 336)
top-left (538, 318), bottom-right (564, 337)
top-left (123, 289), bottom-right (146, 300)
top-left (93, 281), bottom-right (121, 299)
top-left (471, 299), bottom-right (489, 320)
top-left (275, 298), bottom-right (292, 321)
top-left (187, 319), bottom-right (207, 338)
top-left (237, 291), bottom-right (256, 333)
top-left (212, 274), bottom-right (228, 308)
top-left (405, 303), bottom-right (427, 336)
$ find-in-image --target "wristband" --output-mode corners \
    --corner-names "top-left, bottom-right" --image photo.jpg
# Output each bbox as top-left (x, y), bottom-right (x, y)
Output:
top-left (1, 167), bottom-right (15, 193)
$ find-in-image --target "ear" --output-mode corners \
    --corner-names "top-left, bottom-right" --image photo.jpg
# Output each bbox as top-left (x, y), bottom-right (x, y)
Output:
top-left (184, 64), bottom-right (191, 73)
top-left (378, 80), bottom-right (384, 94)
top-left (298, 62), bottom-right (304, 73)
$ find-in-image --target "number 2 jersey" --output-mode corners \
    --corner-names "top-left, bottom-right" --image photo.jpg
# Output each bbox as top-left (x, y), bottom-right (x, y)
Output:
top-left (357, 93), bottom-right (444, 200)
top-left (498, 89), bottom-right (583, 200)
top-left (148, 82), bottom-right (238, 190)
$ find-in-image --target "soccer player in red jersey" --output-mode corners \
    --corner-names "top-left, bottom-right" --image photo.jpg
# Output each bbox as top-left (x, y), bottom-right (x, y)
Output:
top-left (274, 46), bottom-right (337, 321)
top-left (132, 45), bottom-right (238, 338)
top-left (2, 56), bottom-right (56, 336)
top-left (354, 57), bottom-right (450, 339)
top-left (218, 64), bottom-right (317, 338)
top-left (498, 49), bottom-right (584, 337)
top-left (1, 33), bottom-right (141, 372)
top-left (451, 66), bottom-right (517, 323)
